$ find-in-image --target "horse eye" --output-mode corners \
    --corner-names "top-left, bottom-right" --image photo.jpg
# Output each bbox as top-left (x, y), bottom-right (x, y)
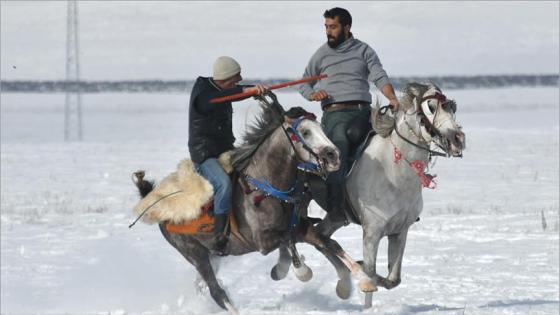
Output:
top-left (302, 129), bottom-right (310, 138)
top-left (428, 101), bottom-right (437, 113)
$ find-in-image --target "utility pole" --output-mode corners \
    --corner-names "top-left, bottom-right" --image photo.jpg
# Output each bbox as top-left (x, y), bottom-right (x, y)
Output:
top-left (64, 0), bottom-right (82, 141)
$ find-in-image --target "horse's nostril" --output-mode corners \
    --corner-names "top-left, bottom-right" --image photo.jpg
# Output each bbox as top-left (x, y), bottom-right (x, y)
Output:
top-left (325, 148), bottom-right (337, 161)
top-left (455, 131), bottom-right (465, 143)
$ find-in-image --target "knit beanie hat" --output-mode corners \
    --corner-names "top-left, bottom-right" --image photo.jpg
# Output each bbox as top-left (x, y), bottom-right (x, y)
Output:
top-left (213, 56), bottom-right (241, 80)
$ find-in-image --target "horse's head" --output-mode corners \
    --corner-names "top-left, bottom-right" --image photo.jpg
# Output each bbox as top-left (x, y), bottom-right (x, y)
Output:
top-left (402, 83), bottom-right (466, 157)
top-left (284, 107), bottom-right (341, 173)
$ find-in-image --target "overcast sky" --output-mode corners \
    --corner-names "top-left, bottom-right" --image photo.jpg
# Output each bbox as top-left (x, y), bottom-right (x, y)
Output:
top-left (1, 1), bottom-right (559, 80)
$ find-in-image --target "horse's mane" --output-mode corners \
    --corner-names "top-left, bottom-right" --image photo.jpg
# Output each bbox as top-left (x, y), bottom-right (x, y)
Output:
top-left (372, 82), bottom-right (435, 137)
top-left (231, 94), bottom-right (285, 172)
top-left (231, 94), bottom-right (316, 172)
top-left (399, 82), bottom-right (433, 111)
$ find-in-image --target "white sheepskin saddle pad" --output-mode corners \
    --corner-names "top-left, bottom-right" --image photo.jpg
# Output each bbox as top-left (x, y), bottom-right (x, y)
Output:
top-left (132, 151), bottom-right (233, 224)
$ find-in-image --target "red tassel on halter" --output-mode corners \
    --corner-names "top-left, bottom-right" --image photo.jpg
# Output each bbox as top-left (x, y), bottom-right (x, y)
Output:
top-left (253, 194), bottom-right (267, 207)
top-left (409, 160), bottom-right (437, 189)
top-left (420, 173), bottom-right (437, 189)
top-left (393, 147), bottom-right (402, 163)
top-left (290, 134), bottom-right (299, 142)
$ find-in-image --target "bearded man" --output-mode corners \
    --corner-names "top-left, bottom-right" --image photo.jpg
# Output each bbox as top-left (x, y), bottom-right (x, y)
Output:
top-left (298, 7), bottom-right (401, 227)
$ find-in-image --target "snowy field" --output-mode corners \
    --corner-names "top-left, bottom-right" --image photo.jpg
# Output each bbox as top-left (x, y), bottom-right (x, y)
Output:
top-left (1, 87), bottom-right (559, 314)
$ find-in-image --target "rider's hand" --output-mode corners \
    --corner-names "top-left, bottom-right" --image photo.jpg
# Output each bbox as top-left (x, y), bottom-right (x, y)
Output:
top-left (388, 98), bottom-right (400, 111)
top-left (244, 84), bottom-right (270, 95)
top-left (310, 90), bottom-right (329, 101)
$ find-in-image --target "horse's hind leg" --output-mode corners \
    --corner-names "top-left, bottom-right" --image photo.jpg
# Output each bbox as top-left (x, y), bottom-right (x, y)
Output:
top-left (313, 245), bottom-right (353, 299)
top-left (298, 222), bottom-right (375, 294)
top-left (159, 225), bottom-right (237, 314)
top-left (195, 254), bottom-right (221, 294)
top-left (270, 246), bottom-right (291, 281)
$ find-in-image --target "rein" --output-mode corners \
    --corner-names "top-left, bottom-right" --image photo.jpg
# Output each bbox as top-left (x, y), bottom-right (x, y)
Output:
top-left (386, 105), bottom-right (447, 158)
top-left (393, 121), bottom-right (447, 158)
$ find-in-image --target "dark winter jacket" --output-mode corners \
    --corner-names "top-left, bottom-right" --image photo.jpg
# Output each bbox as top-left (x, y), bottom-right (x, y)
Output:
top-left (188, 76), bottom-right (247, 164)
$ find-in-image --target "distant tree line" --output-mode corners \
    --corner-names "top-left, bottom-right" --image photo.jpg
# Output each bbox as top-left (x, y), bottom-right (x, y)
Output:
top-left (1, 74), bottom-right (558, 93)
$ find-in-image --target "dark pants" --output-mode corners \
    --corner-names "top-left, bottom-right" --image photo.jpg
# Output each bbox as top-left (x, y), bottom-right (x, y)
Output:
top-left (321, 107), bottom-right (371, 211)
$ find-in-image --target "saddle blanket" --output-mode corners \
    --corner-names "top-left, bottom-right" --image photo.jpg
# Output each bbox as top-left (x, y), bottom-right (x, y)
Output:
top-left (132, 151), bottom-right (232, 225)
top-left (165, 200), bottom-right (215, 234)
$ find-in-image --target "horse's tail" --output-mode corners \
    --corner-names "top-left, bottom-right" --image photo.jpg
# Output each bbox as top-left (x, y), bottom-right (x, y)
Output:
top-left (132, 170), bottom-right (154, 198)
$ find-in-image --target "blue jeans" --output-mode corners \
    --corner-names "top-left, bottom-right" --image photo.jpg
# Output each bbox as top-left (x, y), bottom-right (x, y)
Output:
top-left (195, 158), bottom-right (232, 216)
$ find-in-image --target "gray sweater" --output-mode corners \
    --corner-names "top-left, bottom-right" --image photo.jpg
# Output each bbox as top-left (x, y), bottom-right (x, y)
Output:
top-left (299, 35), bottom-right (391, 108)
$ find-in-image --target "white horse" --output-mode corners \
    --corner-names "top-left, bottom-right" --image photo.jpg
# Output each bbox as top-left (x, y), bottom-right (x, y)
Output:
top-left (271, 82), bottom-right (466, 306)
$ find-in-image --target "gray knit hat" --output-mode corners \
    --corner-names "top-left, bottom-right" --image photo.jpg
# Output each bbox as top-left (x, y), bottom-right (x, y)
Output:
top-left (213, 56), bottom-right (241, 80)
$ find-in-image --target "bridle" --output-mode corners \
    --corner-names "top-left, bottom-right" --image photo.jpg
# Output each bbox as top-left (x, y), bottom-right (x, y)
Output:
top-left (391, 90), bottom-right (458, 159)
top-left (384, 90), bottom-right (462, 189)
top-left (281, 114), bottom-right (329, 179)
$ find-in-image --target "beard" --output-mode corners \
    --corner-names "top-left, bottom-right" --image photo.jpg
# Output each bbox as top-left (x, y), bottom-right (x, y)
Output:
top-left (327, 32), bottom-right (346, 48)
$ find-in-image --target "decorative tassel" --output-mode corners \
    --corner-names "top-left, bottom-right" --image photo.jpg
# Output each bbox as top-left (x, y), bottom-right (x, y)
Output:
top-left (253, 194), bottom-right (267, 207)
top-left (393, 147), bottom-right (402, 163)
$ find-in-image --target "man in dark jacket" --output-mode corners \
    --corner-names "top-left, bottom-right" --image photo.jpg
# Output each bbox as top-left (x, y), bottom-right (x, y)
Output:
top-left (188, 56), bottom-right (268, 253)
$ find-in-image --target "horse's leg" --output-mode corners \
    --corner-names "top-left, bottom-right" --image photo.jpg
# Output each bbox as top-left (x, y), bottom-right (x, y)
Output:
top-left (315, 212), bottom-right (347, 238)
top-left (298, 221), bottom-right (375, 293)
top-left (270, 246), bottom-right (292, 281)
top-left (196, 254), bottom-right (222, 294)
top-left (381, 228), bottom-right (409, 290)
top-left (287, 238), bottom-right (313, 282)
top-left (313, 245), bottom-right (353, 299)
top-left (362, 227), bottom-right (383, 309)
top-left (159, 225), bottom-right (238, 314)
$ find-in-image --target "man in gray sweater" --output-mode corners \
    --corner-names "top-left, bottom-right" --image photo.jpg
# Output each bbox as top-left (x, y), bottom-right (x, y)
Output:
top-left (299, 7), bottom-right (401, 223)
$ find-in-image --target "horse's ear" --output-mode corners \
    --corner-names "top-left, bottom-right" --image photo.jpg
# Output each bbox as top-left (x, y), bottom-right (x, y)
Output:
top-left (404, 83), bottom-right (424, 98)
top-left (427, 82), bottom-right (442, 93)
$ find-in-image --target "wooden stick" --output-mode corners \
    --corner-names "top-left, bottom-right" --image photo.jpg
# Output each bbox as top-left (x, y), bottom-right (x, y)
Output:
top-left (209, 74), bottom-right (327, 104)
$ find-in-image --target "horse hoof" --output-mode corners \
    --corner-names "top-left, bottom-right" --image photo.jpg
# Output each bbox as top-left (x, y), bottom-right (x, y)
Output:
top-left (384, 278), bottom-right (401, 289)
top-left (224, 301), bottom-right (239, 315)
top-left (294, 264), bottom-right (313, 282)
top-left (336, 278), bottom-right (351, 300)
top-left (270, 264), bottom-right (289, 281)
top-left (358, 278), bottom-right (377, 293)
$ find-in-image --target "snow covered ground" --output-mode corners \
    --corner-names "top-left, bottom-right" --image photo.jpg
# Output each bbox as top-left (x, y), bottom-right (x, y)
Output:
top-left (1, 87), bottom-right (559, 314)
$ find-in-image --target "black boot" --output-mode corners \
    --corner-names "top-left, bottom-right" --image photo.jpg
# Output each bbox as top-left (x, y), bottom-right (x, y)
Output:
top-left (211, 214), bottom-right (228, 255)
top-left (326, 182), bottom-right (348, 224)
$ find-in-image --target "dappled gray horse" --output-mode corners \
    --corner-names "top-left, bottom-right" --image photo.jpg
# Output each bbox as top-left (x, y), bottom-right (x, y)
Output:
top-left (133, 93), bottom-right (376, 314)
top-left (273, 83), bottom-right (466, 307)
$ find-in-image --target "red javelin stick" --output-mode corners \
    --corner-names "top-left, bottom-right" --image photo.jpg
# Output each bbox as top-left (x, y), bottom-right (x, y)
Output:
top-left (209, 74), bottom-right (327, 104)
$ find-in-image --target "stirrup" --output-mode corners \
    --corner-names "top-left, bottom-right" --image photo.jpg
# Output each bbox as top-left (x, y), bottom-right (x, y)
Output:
top-left (210, 234), bottom-right (228, 256)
